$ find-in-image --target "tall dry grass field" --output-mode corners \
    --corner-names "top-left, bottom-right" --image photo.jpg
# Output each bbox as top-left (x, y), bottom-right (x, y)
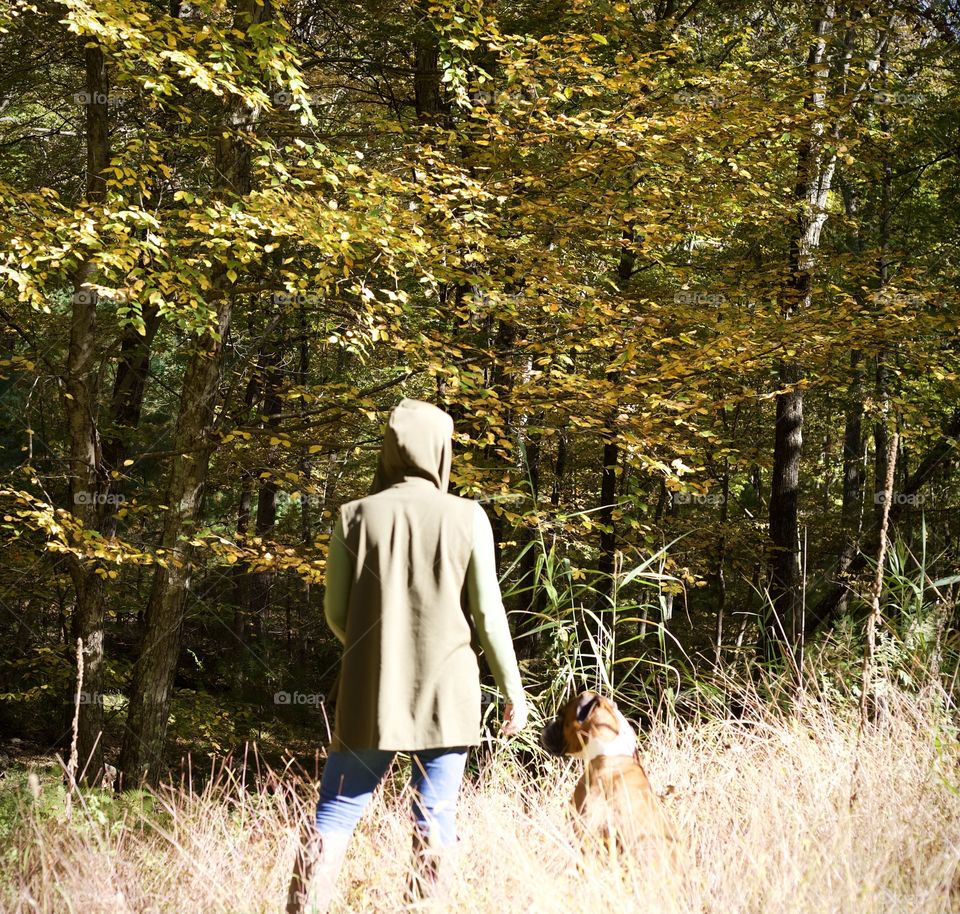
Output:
top-left (4, 689), bottom-right (959, 913)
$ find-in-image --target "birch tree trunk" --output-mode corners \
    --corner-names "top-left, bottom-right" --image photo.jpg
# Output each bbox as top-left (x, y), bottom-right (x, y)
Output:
top-left (763, 4), bottom-right (837, 661)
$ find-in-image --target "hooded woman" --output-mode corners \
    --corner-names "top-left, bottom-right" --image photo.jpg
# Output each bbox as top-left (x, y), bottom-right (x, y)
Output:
top-left (286, 398), bottom-right (528, 913)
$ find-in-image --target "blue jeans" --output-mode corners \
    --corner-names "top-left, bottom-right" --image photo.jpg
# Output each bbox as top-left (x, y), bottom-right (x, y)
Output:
top-left (315, 747), bottom-right (468, 847)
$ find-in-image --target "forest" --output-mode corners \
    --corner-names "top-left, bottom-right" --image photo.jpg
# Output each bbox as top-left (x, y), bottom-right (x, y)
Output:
top-left (0, 0), bottom-right (959, 911)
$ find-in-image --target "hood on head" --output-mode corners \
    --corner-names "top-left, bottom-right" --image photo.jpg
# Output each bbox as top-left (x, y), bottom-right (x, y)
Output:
top-left (369, 398), bottom-right (454, 494)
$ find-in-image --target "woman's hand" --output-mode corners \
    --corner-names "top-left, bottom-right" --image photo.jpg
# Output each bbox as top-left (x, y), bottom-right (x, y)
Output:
top-left (501, 702), bottom-right (528, 736)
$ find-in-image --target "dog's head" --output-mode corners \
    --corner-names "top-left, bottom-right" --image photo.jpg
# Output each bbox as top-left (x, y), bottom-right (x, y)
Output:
top-left (540, 691), bottom-right (637, 760)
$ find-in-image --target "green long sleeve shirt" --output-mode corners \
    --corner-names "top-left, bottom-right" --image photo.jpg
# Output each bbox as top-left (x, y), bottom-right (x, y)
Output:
top-left (324, 499), bottom-right (527, 715)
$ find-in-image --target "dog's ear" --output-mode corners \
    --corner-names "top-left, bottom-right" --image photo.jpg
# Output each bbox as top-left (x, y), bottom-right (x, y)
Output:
top-left (575, 692), bottom-right (600, 723)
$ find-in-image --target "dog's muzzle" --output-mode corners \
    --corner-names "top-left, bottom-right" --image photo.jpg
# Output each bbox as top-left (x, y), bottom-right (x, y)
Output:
top-left (540, 717), bottom-right (567, 756)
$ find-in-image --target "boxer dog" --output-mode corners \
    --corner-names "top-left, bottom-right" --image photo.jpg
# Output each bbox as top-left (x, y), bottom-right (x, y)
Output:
top-left (541, 691), bottom-right (678, 862)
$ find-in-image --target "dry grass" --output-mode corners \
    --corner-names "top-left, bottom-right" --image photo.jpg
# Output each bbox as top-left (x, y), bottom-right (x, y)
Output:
top-left (4, 688), bottom-right (959, 914)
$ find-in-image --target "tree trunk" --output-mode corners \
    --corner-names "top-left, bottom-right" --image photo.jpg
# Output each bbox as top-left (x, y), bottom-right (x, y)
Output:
top-left (62, 40), bottom-right (111, 785)
top-left (118, 0), bottom-right (267, 788)
top-left (873, 80), bottom-right (893, 523)
top-left (516, 417), bottom-right (542, 661)
top-left (295, 302), bottom-right (312, 670)
top-left (836, 177), bottom-right (868, 612)
top-left (239, 325), bottom-right (284, 644)
top-left (231, 366), bottom-right (260, 670)
top-left (595, 410), bottom-right (620, 611)
top-left (766, 362), bottom-right (805, 655)
top-left (713, 459), bottom-right (730, 665)
top-left (550, 429), bottom-right (567, 509)
top-left (232, 472), bottom-right (254, 648)
top-left (413, 3), bottom-right (444, 126)
top-left (762, 4), bottom-right (837, 662)
top-left (839, 348), bottom-right (864, 591)
top-left (483, 317), bottom-right (517, 565)
top-left (594, 229), bottom-right (635, 613)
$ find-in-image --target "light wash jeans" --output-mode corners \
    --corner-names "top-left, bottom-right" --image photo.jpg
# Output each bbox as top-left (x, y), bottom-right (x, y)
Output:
top-left (314, 747), bottom-right (468, 847)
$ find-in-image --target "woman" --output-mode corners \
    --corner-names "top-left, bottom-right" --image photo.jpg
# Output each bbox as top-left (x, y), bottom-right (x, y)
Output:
top-left (287, 397), bottom-right (528, 913)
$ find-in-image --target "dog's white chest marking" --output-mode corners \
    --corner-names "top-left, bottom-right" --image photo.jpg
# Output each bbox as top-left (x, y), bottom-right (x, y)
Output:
top-left (580, 710), bottom-right (637, 762)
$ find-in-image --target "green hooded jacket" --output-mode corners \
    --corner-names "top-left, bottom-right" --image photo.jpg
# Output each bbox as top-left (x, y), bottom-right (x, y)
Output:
top-left (325, 398), bottom-right (526, 752)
